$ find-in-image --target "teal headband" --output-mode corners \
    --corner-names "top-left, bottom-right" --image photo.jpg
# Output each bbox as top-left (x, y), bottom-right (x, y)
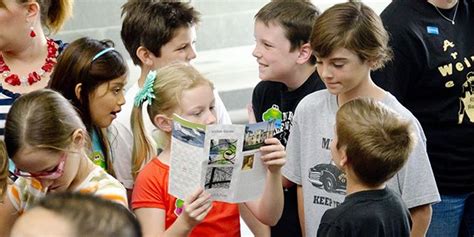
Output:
top-left (92, 48), bottom-right (115, 61)
top-left (134, 71), bottom-right (157, 107)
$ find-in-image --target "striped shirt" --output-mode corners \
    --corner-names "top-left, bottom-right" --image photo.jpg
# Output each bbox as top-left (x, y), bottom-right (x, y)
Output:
top-left (0, 87), bottom-right (20, 138)
top-left (7, 166), bottom-right (128, 213)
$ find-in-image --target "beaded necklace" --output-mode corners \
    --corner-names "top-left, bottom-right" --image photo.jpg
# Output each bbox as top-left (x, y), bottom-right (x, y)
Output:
top-left (0, 38), bottom-right (58, 86)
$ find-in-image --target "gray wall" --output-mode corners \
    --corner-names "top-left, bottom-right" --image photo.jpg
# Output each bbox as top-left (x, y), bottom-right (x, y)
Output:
top-left (53, 0), bottom-right (268, 61)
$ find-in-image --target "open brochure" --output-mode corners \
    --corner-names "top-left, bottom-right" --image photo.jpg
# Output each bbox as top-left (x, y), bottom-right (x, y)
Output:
top-left (169, 114), bottom-right (274, 203)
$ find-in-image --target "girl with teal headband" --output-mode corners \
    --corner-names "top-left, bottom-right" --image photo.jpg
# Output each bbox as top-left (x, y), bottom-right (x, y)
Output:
top-left (48, 37), bottom-right (134, 196)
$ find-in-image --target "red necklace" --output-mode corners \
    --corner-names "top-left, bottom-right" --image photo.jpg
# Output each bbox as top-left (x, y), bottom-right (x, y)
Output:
top-left (0, 38), bottom-right (58, 86)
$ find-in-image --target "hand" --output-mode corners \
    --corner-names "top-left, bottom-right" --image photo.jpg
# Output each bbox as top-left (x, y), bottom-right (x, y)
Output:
top-left (260, 138), bottom-right (286, 173)
top-left (179, 188), bottom-right (213, 230)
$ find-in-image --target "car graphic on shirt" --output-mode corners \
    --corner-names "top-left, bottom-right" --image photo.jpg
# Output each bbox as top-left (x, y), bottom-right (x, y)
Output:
top-left (308, 162), bottom-right (346, 194)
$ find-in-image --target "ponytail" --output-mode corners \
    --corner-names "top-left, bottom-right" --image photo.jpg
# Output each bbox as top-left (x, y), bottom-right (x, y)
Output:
top-left (131, 104), bottom-right (154, 179)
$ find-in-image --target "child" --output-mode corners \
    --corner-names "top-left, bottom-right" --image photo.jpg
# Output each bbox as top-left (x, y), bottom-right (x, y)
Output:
top-left (0, 89), bottom-right (127, 236)
top-left (48, 37), bottom-right (134, 191)
top-left (118, 1), bottom-right (231, 162)
top-left (250, 1), bottom-right (324, 235)
top-left (317, 97), bottom-right (414, 237)
top-left (11, 192), bottom-right (141, 237)
top-left (131, 63), bottom-right (285, 237)
top-left (281, 2), bottom-right (440, 237)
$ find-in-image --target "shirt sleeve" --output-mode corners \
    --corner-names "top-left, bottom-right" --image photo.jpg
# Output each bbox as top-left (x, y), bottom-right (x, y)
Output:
top-left (282, 108), bottom-right (303, 185)
top-left (131, 164), bottom-right (166, 210)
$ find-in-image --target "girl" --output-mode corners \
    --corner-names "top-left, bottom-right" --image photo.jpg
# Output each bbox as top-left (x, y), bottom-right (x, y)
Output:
top-left (131, 63), bottom-right (285, 236)
top-left (48, 37), bottom-right (134, 192)
top-left (0, 89), bottom-right (127, 236)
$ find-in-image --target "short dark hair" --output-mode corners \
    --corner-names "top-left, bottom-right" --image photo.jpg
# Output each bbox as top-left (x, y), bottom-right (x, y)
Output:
top-left (121, 1), bottom-right (200, 66)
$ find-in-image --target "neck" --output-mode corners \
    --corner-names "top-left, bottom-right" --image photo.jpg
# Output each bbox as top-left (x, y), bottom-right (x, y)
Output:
top-left (285, 64), bottom-right (316, 91)
top-left (138, 66), bottom-right (155, 88)
top-left (2, 33), bottom-right (47, 64)
top-left (345, 170), bottom-right (385, 195)
top-left (68, 151), bottom-right (96, 190)
top-left (158, 148), bottom-right (171, 165)
top-left (428, 0), bottom-right (458, 9)
top-left (337, 77), bottom-right (385, 106)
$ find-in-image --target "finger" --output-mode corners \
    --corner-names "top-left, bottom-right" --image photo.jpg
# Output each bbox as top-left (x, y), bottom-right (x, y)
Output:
top-left (261, 150), bottom-right (286, 162)
top-left (195, 202), bottom-right (213, 221)
top-left (189, 200), bottom-right (213, 219)
top-left (185, 187), bottom-right (205, 204)
top-left (185, 192), bottom-right (212, 213)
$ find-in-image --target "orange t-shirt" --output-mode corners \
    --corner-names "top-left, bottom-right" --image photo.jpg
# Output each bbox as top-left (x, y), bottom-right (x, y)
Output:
top-left (132, 157), bottom-right (240, 237)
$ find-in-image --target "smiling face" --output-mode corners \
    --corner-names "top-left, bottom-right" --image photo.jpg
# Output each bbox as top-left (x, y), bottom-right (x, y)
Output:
top-left (178, 84), bottom-right (216, 125)
top-left (88, 75), bottom-right (127, 128)
top-left (316, 47), bottom-right (372, 98)
top-left (252, 20), bottom-right (300, 83)
top-left (13, 147), bottom-right (80, 193)
top-left (150, 26), bottom-right (197, 70)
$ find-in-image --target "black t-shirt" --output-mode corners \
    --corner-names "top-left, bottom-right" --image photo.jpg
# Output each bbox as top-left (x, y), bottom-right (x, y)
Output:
top-left (317, 188), bottom-right (411, 237)
top-left (372, 0), bottom-right (474, 194)
top-left (251, 70), bottom-right (325, 236)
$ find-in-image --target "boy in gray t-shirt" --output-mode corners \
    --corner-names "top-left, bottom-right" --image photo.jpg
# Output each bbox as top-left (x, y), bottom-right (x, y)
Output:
top-left (282, 2), bottom-right (440, 237)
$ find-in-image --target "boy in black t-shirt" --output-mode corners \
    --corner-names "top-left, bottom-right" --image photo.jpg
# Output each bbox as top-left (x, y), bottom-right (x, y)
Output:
top-left (250, 1), bottom-right (325, 236)
top-left (317, 97), bottom-right (414, 237)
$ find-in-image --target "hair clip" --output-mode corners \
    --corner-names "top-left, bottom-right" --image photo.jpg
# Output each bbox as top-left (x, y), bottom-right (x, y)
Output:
top-left (134, 71), bottom-right (157, 107)
top-left (92, 48), bottom-right (115, 61)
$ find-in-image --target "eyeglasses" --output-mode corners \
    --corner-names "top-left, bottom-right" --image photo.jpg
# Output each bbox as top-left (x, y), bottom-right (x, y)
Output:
top-left (13, 153), bottom-right (67, 179)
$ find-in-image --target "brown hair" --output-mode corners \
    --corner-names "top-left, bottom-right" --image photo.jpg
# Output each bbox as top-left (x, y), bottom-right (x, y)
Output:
top-left (335, 97), bottom-right (415, 187)
top-left (255, 0), bottom-right (320, 64)
top-left (17, 0), bottom-right (74, 33)
top-left (48, 37), bottom-right (127, 175)
top-left (0, 140), bottom-right (7, 198)
top-left (310, 2), bottom-right (392, 70)
top-left (131, 63), bottom-right (213, 178)
top-left (121, 1), bottom-right (200, 66)
top-left (4, 89), bottom-right (88, 159)
top-left (33, 192), bottom-right (141, 237)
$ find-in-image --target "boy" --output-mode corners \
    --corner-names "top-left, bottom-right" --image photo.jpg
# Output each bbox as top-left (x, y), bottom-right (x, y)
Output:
top-left (318, 97), bottom-right (413, 237)
top-left (282, 2), bottom-right (440, 237)
top-left (118, 1), bottom-right (231, 138)
top-left (250, 1), bottom-right (325, 236)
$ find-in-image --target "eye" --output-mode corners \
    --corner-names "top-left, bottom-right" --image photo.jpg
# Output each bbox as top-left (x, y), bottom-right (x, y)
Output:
top-left (333, 63), bottom-right (344, 68)
top-left (210, 105), bottom-right (215, 111)
top-left (263, 42), bottom-right (272, 48)
top-left (316, 61), bottom-right (323, 65)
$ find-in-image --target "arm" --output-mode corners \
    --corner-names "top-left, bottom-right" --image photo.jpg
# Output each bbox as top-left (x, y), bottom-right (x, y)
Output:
top-left (297, 185), bottom-right (306, 237)
top-left (135, 188), bottom-right (212, 237)
top-left (409, 204), bottom-right (432, 237)
top-left (245, 138), bottom-right (286, 226)
top-left (239, 203), bottom-right (270, 237)
top-left (0, 188), bottom-right (19, 237)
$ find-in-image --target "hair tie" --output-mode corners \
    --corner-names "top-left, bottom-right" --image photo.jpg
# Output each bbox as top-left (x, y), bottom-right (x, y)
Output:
top-left (92, 48), bottom-right (115, 61)
top-left (134, 71), bottom-right (157, 107)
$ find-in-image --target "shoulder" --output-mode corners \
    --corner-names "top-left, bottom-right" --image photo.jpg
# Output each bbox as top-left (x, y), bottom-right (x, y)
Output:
top-left (296, 89), bottom-right (330, 113)
top-left (253, 80), bottom-right (285, 95)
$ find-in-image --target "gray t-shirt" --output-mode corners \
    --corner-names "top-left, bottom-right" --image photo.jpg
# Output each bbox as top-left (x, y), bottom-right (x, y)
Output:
top-left (282, 90), bottom-right (440, 237)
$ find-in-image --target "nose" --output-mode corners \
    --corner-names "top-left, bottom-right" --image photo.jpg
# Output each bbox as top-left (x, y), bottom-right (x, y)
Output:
top-left (206, 110), bottom-right (217, 125)
top-left (186, 46), bottom-right (197, 61)
top-left (317, 63), bottom-right (332, 80)
top-left (118, 91), bottom-right (126, 106)
top-left (252, 44), bottom-right (261, 59)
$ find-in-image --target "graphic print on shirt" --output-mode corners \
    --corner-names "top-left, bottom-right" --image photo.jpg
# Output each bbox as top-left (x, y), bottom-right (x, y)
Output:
top-left (435, 38), bottom-right (474, 124)
top-left (307, 137), bottom-right (346, 195)
top-left (261, 104), bottom-right (293, 146)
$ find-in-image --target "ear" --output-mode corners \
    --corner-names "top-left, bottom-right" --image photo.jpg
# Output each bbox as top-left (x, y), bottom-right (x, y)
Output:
top-left (25, 1), bottom-right (40, 22)
top-left (71, 129), bottom-right (86, 149)
top-left (136, 46), bottom-right (155, 68)
top-left (338, 149), bottom-right (349, 170)
top-left (153, 114), bottom-right (173, 133)
top-left (74, 83), bottom-right (82, 101)
top-left (296, 43), bottom-right (313, 64)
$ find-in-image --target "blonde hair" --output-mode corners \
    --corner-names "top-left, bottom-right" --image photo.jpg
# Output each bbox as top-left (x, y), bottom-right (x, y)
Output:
top-left (310, 2), bottom-right (392, 70)
top-left (336, 97), bottom-right (415, 187)
top-left (18, 0), bottom-right (74, 33)
top-left (131, 63), bottom-right (213, 178)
